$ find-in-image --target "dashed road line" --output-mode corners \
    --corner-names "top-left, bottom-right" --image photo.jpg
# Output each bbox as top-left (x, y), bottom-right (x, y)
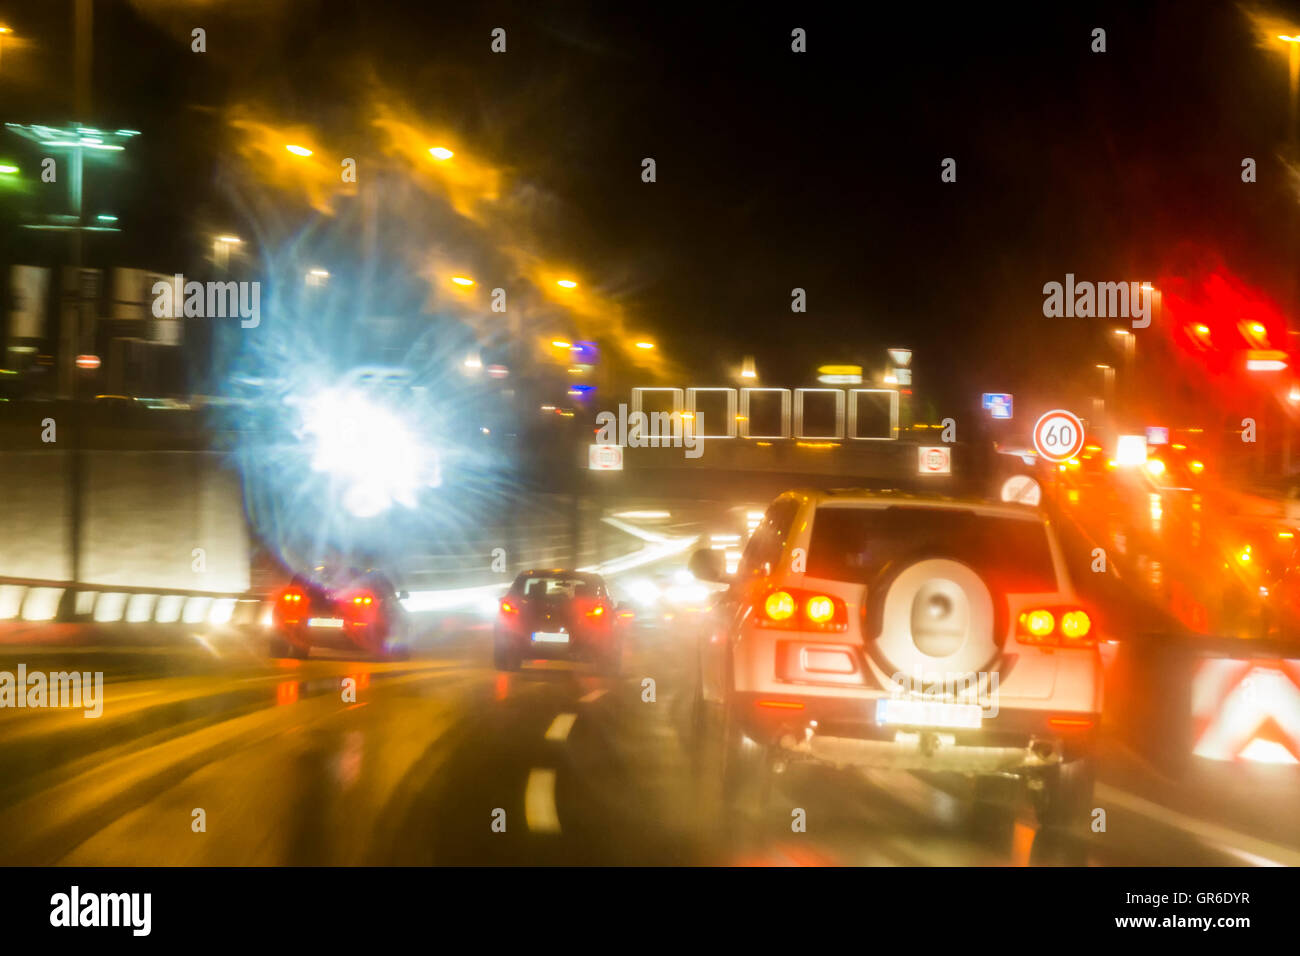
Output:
top-left (544, 712), bottom-right (578, 741)
top-left (524, 769), bottom-right (561, 833)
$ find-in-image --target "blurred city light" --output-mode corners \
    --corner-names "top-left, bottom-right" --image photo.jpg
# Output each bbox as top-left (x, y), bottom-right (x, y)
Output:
top-left (285, 144), bottom-right (313, 156)
top-left (292, 385), bottom-right (442, 518)
top-left (429, 146), bottom-right (454, 160)
top-left (818, 364), bottom-right (863, 384)
top-left (1246, 350), bottom-right (1288, 371)
top-left (1115, 434), bottom-right (1148, 466)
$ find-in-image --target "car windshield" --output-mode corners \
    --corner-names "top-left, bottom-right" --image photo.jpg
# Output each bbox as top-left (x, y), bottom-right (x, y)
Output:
top-left (806, 506), bottom-right (1058, 593)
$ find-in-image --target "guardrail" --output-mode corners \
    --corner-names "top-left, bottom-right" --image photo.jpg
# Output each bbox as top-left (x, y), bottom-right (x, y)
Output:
top-left (0, 575), bottom-right (269, 626)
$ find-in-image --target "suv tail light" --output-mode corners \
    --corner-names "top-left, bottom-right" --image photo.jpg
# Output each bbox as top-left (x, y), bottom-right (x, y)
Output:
top-left (757, 588), bottom-right (848, 632)
top-left (1016, 606), bottom-right (1094, 647)
top-left (585, 602), bottom-right (608, 620)
top-left (278, 588), bottom-right (305, 623)
top-left (500, 599), bottom-right (519, 615)
top-left (346, 591), bottom-right (377, 625)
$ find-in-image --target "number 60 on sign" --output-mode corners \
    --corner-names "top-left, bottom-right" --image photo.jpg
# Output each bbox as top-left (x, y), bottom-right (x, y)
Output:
top-left (1032, 409), bottom-right (1085, 463)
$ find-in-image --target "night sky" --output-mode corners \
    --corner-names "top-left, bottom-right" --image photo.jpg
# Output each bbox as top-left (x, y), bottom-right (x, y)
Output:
top-left (5, 0), bottom-right (1300, 414)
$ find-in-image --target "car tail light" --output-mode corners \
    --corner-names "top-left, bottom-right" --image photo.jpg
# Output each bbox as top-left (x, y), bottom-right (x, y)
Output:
top-left (804, 595), bottom-right (837, 624)
top-left (757, 588), bottom-right (847, 632)
top-left (585, 603), bottom-right (608, 619)
top-left (1016, 606), bottom-right (1094, 647)
top-left (1018, 609), bottom-right (1055, 643)
top-left (277, 588), bottom-right (305, 624)
top-left (500, 599), bottom-right (519, 615)
top-left (1059, 610), bottom-right (1091, 643)
top-left (757, 699), bottom-right (805, 710)
top-left (764, 590), bottom-right (796, 621)
top-left (346, 591), bottom-right (377, 625)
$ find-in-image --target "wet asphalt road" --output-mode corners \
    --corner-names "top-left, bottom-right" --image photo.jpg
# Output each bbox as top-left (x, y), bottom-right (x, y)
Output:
top-left (1, 618), bottom-right (1297, 867)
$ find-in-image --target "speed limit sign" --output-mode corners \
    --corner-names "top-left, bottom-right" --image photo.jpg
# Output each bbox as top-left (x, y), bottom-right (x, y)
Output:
top-left (1032, 409), bottom-right (1085, 463)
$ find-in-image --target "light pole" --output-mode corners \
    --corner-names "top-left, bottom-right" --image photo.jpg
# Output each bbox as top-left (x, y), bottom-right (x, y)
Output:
top-left (1096, 362), bottom-right (1115, 408)
top-left (6, 124), bottom-right (138, 395)
top-left (0, 26), bottom-right (13, 76)
top-left (1279, 35), bottom-right (1300, 144)
top-left (1112, 329), bottom-right (1135, 413)
top-left (213, 234), bottom-right (241, 272)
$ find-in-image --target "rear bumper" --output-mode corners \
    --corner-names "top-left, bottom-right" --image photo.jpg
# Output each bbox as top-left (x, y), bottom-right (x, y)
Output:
top-left (276, 621), bottom-right (379, 651)
top-left (496, 625), bottom-right (612, 659)
top-left (736, 692), bottom-right (1097, 772)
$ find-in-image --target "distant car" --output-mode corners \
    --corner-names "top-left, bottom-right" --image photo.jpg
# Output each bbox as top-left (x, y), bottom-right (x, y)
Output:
top-left (689, 489), bottom-right (1103, 827)
top-left (270, 567), bottom-right (411, 660)
top-left (494, 569), bottom-right (623, 674)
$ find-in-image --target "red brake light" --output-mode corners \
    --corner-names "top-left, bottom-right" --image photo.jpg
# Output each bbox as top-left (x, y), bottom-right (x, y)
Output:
top-left (351, 592), bottom-right (374, 606)
top-left (500, 599), bottom-right (518, 615)
top-left (1048, 715), bottom-right (1095, 730)
top-left (281, 589), bottom-right (304, 604)
top-left (585, 603), bottom-right (607, 619)
top-left (757, 588), bottom-right (847, 632)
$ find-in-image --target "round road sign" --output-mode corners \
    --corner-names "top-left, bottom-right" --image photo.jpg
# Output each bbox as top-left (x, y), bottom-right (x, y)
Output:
top-left (1032, 409), bottom-right (1085, 463)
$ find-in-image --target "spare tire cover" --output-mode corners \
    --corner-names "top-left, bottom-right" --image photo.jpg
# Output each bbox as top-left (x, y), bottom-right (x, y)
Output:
top-left (873, 557), bottom-right (999, 677)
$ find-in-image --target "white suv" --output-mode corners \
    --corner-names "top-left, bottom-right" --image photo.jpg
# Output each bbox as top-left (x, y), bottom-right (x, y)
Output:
top-left (688, 489), bottom-right (1103, 826)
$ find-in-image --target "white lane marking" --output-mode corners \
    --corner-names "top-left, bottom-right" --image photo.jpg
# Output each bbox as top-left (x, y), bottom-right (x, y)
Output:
top-left (544, 712), bottom-right (578, 741)
top-left (524, 769), bottom-right (561, 833)
top-left (579, 688), bottom-right (607, 704)
top-left (1096, 783), bottom-right (1300, 867)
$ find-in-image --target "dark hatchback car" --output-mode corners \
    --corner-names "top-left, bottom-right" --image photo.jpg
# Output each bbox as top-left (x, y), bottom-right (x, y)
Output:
top-left (494, 570), bottom-right (623, 674)
top-left (270, 567), bottom-right (411, 660)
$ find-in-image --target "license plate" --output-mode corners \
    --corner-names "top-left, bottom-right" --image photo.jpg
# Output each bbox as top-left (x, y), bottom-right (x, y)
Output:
top-left (531, 631), bottom-right (569, 644)
top-left (876, 698), bottom-right (983, 729)
top-left (308, 617), bottom-right (345, 629)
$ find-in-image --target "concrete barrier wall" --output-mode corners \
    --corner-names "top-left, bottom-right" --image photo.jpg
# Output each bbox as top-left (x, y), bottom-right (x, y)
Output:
top-left (0, 451), bottom-right (250, 593)
top-left (0, 452), bottom-right (70, 582)
top-left (0, 451), bottom-right (621, 598)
